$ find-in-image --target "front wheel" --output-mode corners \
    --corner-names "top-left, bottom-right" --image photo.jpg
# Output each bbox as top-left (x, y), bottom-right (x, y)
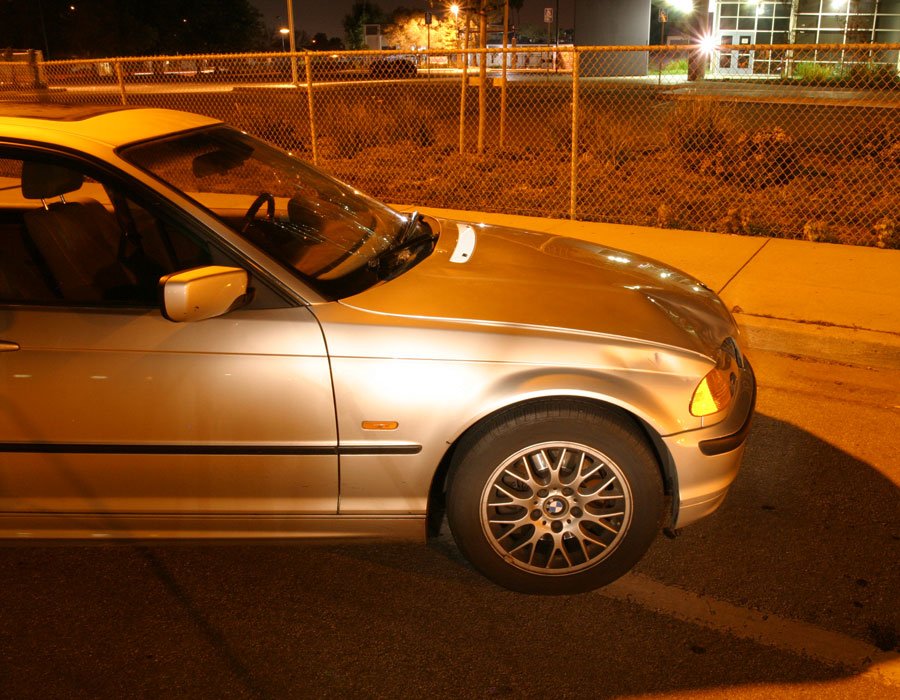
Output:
top-left (446, 402), bottom-right (664, 594)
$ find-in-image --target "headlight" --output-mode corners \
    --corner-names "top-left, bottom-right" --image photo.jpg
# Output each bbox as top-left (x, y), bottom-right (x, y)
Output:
top-left (690, 341), bottom-right (740, 417)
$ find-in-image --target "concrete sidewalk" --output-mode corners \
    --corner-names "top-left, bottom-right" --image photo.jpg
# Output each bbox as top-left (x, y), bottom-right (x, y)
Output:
top-left (412, 206), bottom-right (900, 370)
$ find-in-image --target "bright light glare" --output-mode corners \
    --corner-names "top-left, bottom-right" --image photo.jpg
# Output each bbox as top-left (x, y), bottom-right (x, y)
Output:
top-left (668, 0), bottom-right (694, 12)
top-left (279, 27), bottom-right (290, 35)
top-left (699, 34), bottom-right (717, 54)
top-left (450, 3), bottom-right (460, 17)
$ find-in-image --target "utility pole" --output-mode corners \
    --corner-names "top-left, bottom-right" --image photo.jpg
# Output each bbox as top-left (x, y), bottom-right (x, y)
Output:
top-left (287, 0), bottom-right (298, 84)
top-left (477, 0), bottom-right (487, 154)
top-left (553, 0), bottom-right (560, 71)
top-left (687, 1), bottom-right (709, 82)
top-left (500, 0), bottom-right (509, 147)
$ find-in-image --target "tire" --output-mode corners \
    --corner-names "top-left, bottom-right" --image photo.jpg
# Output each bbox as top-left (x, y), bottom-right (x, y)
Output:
top-left (446, 401), bottom-right (664, 594)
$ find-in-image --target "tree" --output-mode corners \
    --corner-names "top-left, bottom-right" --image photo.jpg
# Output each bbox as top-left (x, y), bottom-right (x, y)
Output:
top-left (0, 0), bottom-right (267, 58)
top-left (383, 11), bottom-right (460, 51)
top-left (508, 0), bottom-right (526, 29)
top-left (343, 1), bottom-right (384, 50)
top-left (516, 23), bottom-right (547, 44)
top-left (305, 33), bottom-right (344, 51)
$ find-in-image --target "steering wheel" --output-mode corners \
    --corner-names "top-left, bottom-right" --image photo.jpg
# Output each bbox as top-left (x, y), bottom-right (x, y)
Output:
top-left (241, 192), bottom-right (276, 233)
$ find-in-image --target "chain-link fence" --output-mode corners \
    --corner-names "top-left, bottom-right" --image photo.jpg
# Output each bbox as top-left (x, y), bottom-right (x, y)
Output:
top-left (2, 45), bottom-right (898, 248)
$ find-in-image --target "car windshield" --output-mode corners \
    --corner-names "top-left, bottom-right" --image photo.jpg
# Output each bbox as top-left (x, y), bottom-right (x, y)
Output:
top-left (122, 125), bottom-right (429, 299)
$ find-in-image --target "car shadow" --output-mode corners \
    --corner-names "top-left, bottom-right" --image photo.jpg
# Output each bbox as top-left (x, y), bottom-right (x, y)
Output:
top-left (634, 412), bottom-right (900, 654)
top-left (0, 413), bottom-right (896, 699)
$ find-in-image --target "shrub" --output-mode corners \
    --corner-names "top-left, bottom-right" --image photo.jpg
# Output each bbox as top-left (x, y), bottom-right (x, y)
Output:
top-left (322, 102), bottom-right (386, 157)
top-left (386, 97), bottom-right (437, 147)
top-left (803, 220), bottom-right (840, 244)
top-left (231, 104), bottom-right (307, 151)
top-left (581, 111), bottom-right (638, 168)
top-left (874, 217), bottom-right (900, 249)
top-left (788, 60), bottom-right (899, 88)
top-left (656, 203), bottom-right (675, 229)
top-left (321, 97), bottom-right (437, 158)
top-left (728, 126), bottom-right (800, 189)
top-left (665, 98), bottom-right (737, 155)
top-left (847, 116), bottom-right (900, 158)
top-left (661, 58), bottom-right (688, 75)
top-left (845, 62), bottom-right (899, 89)
top-left (547, 110), bottom-right (575, 153)
top-left (791, 62), bottom-right (838, 84)
top-left (718, 207), bottom-right (772, 237)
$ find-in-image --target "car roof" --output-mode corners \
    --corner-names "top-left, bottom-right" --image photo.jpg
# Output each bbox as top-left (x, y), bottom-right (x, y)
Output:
top-left (0, 103), bottom-right (221, 150)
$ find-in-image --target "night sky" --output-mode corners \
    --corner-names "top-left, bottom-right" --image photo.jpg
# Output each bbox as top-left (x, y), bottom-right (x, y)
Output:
top-left (251, 1), bottom-right (573, 40)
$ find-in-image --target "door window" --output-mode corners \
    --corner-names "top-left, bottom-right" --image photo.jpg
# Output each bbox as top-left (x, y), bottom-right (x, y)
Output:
top-left (0, 152), bottom-right (262, 307)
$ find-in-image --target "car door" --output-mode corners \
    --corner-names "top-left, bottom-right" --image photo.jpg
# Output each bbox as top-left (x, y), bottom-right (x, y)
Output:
top-left (0, 151), bottom-right (337, 527)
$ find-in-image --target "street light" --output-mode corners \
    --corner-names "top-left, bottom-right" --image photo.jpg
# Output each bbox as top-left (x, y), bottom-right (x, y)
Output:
top-left (279, 27), bottom-right (289, 52)
top-left (667, 0), bottom-right (694, 12)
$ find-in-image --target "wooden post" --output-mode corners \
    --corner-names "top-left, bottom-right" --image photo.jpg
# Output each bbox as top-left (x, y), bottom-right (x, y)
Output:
top-left (115, 61), bottom-right (127, 106)
top-left (458, 11), bottom-right (472, 155)
top-left (569, 50), bottom-right (580, 220)
top-left (500, 0), bottom-right (509, 148)
top-left (304, 53), bottom-right (318, 164)
top-left (477, 2), bottom-right (487, 155)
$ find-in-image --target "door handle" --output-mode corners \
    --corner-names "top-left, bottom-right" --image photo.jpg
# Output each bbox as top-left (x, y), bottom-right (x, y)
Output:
top-left (0, 340), bottom-right (20, 352)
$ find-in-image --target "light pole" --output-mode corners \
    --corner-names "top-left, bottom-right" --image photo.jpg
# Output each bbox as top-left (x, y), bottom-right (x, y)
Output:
top-left (279, 27), bottom-right (289, 52)
top-left (450, 4), bottom-right (460, 67)
top-left (286, 0), bottom-right (298, 84)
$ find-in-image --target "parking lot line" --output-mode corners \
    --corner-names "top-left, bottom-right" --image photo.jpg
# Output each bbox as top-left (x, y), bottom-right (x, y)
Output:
top-left (600, 572), bottom-right (900, 688)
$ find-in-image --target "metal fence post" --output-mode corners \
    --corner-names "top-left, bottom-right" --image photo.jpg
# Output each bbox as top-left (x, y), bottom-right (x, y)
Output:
top-left (499, 4), bottom-right (509, 148)
top-left (304, 53), bottom-right (318, 165)
top-left (477, 48), bottom-right (487, 155)
top-left (569, 49), bottom-right (580, 220)
top-left (459, 50), bottom-right (468, 155)
top-left (1, 48), bottom-right (13, 89)
top-left (19, 43), bottom-right (892, 249)
top-left (27, 49), bottom-right (44, 89)
top-left (115, 60), bottom-right (128, 106)
top-left (477, 7), bottom-right (488, 155)
top-left (290, 50), bottom-right (299, 86)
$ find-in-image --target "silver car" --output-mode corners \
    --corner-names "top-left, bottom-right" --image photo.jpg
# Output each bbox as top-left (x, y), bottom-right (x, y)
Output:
top-left (0, 104), bottom-right (754, 594)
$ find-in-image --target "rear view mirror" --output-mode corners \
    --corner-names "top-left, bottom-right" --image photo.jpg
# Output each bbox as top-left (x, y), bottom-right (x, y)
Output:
top-left (160, 266), bottom-right (249, 322)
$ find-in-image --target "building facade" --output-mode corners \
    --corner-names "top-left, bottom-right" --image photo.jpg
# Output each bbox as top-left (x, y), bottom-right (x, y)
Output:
top-left (567, 1), bottom-right (899, 76)
top-left (712, 1), bottom-right (900, 75)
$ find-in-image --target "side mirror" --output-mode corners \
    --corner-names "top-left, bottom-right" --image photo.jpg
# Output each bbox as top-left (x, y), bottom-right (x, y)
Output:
top-left (160, 266), bottom-right (249, 322)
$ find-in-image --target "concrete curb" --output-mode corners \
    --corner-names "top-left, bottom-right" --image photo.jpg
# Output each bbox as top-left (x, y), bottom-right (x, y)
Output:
top-left (736, 314), bottom-right (900, 371)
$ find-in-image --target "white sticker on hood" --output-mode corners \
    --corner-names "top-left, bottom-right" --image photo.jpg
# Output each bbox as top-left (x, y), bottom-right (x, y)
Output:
top-left (450, 223), bottom-right (477, 264)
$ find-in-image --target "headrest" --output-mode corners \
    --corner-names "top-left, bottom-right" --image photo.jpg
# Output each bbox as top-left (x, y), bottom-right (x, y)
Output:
top-left (21, 161), bottom-right (84, 200)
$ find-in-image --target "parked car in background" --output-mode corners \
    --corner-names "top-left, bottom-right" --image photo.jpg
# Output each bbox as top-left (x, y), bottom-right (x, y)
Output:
top-left (0, 104), bottom-right (754, 594)
top-left (370, 55), bottom-right (417, 79)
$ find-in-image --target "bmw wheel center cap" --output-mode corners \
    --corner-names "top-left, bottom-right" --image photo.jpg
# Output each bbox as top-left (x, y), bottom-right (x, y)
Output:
top-left (543, 496), bottom-right (569, 518)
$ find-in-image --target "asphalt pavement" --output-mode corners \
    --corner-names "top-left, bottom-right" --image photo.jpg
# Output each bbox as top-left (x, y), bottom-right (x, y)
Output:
top-left (407, 206), bottom-right (900, 371)
top-left (1, 206), bottom-right (898, 699)
top-left (1, 351), bottom-right (898, 699)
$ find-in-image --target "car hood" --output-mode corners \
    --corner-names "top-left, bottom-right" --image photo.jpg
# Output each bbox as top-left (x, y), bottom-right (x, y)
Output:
top-left (341, 218), bottom-right (737, 358)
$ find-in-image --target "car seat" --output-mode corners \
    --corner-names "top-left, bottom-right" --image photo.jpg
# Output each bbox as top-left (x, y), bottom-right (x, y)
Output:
top-left (21, 161), bottom-right (139, 301)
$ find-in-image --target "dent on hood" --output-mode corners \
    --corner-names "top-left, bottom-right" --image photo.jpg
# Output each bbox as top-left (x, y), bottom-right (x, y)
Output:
top-left (539, 236), bottom-right (734, 354)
